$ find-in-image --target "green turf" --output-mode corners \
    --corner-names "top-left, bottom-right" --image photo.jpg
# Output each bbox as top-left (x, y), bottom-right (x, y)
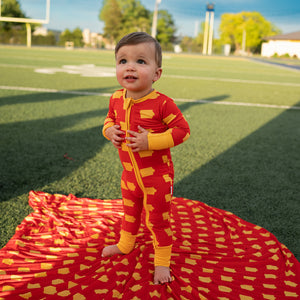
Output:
top-left (0, 46), bottom-right (299, 260)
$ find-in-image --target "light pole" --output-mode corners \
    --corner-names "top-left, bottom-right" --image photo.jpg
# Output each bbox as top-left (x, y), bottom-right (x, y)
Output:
top-left (242, 29), bottom-right (246, 53)
top-left (151, 0), bottom-right (161, 38)
top-left (202, 3), bottom-right (215, 55)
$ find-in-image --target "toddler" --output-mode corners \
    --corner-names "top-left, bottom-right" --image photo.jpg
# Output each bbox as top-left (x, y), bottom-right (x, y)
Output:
top-left (102, 32), bottom-right (190, 284)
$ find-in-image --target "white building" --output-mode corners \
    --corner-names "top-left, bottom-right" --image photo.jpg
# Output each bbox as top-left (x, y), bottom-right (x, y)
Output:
top-left (33, 26), bottom-right (48, 36)
top-left (261, 31), bottom-right (300, 59)
top-left (82, 28), bottom-right (114, 49)
top-left (82, 29), bottom-right (91, 45)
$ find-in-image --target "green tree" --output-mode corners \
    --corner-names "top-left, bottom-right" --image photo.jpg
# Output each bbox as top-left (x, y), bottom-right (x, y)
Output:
top-left (72, 28), bottom-right (84, 47)
top-left (179, 22), bottom-right (205, 53)
top-left (118, 0), bottom-right (150, 36)
top-left (99, 0), bottom-right (122, 42)
top-left (156, 10), bottom-right (176, 50)
top-left (0, 0), bottom-right (27, 31)
top-left (100, 0), bottom-right (150, 42)
top-left (99, 0), bottom-right (176, 46)
top-left (219, 12), bottom-right (281, 53)
top-left (32, 31), bottom-right (56, 46)
top-left (180, 36), bottom-right (197, 53)
top-left (59, 28), bottom-right (83, 47)
top-left (59, 28), bottom-right (72, 46)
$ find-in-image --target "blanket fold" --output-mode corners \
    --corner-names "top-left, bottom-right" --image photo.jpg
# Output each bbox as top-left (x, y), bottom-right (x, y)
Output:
top-left (0, 191), bottom-right (299, 299)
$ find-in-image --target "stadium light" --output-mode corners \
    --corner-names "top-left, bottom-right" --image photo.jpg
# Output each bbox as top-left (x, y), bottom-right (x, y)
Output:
top-left (202, 3), bottom-right (215, 55)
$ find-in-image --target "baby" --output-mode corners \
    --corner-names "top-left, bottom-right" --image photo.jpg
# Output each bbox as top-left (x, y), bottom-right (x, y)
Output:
top-left (102, 32), bottom-right (190, 284)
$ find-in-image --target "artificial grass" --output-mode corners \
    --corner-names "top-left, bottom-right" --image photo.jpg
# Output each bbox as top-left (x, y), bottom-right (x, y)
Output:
top-left (0, 46), bottom-right (299, 260)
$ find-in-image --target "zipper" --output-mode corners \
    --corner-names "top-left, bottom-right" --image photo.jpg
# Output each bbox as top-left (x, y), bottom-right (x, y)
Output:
top-left (124, 95), bottom-right (158, 248)
top-left (125, 97), bottom-right (145, 191)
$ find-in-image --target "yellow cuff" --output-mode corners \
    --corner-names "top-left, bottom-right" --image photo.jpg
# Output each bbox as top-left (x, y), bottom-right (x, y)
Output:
top-left (102, 122), bottom-right (114, 140)
top-left (117, 230), bottom-right (137, 254)
top-left (148, 131), bottom-right (174, 150)
top-left (154, 245), bottom-right (172, 267)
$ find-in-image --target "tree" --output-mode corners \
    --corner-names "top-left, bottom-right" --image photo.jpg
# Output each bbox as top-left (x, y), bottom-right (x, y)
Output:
top-left (32, 31), bottom-right (56, 46)
top-left (0, 0), bottom-right (27, 31)
top-left (180, 36), bottom-right (197, 53)
top-left (219, 12), bottom-right (281, 54)
top-left (118, 0), bottom-right (150, 36)
top-left (99, 0), bottom-right (122, 42)
top-left (179, 21), bottom-right (205, 53)
top-left (100, 0), bottom-right (151, 43)
top-left (59, 28), bottom-right (83, 47)
top-left (99, 0), bottom-right (175, 47)
top-left (156, 10), bottom-right (176, 50)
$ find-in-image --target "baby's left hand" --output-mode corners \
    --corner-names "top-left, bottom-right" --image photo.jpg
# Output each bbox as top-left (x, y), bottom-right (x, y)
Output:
top-left (126, 126), bottom-right (149, 152)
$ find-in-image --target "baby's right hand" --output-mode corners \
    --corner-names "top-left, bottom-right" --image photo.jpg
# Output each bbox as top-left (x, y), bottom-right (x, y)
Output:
top-left (105, 125), bottom-right (125, 149)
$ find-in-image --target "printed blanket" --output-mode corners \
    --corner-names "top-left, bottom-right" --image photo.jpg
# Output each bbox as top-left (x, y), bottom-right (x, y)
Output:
top-left (0, 191), bottom-right (299, 299)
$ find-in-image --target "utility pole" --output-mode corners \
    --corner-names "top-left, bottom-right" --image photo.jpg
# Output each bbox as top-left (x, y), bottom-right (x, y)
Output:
top-left (194, 21), bottom-right (199, 37)
top-left (202, 3), bottom-right (215, 55)
top-left (151, 0), bottom-right (161, 38)
top-left (242, 29), bottom-right (246, 53)
top-left (207, 8), bottom-right (214, 55)
top-left (203, 10), bottom-right (209, 55)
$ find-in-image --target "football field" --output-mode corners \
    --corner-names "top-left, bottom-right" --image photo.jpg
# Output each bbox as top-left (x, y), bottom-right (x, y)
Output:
top-left (0, 46), bottom-right (299, 259)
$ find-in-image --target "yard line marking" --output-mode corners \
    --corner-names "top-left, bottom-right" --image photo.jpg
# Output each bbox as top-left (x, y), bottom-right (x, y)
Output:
top-left (174, 98), bottom-right (300, 110)
top-left (0, 63), bottom-right (40, 69)
top-left (0, 85), bottom-right (111, 97)
top-left (165, 75), bottom-right (300, 87)
top-left (0, 85), bottom-right (299, 110)
top-left (1, 63), bottom-right (300, 87)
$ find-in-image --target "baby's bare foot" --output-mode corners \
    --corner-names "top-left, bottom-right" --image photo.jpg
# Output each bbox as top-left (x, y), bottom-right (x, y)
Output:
top-left (154, 266), bottom-right (172, 285)
top-left (101, 245), bottom-right (123, 257)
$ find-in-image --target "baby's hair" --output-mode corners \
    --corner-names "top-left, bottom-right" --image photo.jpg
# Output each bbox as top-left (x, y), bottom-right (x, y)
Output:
top-left (115, 32), bottom-right (162, 68)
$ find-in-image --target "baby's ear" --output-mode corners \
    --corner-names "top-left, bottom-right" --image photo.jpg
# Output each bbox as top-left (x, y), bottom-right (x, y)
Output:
top-left (153, 68), bottom-right (162, 82)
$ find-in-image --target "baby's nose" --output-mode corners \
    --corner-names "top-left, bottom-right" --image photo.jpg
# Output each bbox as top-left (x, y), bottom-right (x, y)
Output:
top-left (126, 62), bottom-right (136, 71)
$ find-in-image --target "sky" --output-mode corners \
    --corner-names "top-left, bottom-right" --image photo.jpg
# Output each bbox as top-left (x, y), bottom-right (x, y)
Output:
top-left (18, 0), bottom-right (300, 37)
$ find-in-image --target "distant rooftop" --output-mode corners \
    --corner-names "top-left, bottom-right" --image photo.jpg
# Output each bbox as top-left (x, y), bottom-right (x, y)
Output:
top-left (265, 31), bottom-right (300, 41)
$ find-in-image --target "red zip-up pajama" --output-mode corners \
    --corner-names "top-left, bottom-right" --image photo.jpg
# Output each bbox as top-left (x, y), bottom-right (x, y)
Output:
top-left (103, 89), bottom-right (190, 267)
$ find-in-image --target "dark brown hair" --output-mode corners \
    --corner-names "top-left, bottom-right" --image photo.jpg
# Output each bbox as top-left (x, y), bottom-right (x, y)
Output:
top-left (115, 32), bottom-right (162, 68)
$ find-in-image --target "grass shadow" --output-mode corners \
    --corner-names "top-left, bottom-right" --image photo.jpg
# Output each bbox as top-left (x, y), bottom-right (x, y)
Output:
top-left (174, 103), bottom-right (300, 259)
top-left (0, 93), bottom-right (109, 202)
top-left (0, 86), bottom-right (119, 106)
top-left (177, 94), bottom-right (230, 112)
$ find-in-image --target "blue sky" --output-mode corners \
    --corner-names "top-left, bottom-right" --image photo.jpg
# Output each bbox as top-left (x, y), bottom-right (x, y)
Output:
top-left (19, 0), bottom-right (300, 37)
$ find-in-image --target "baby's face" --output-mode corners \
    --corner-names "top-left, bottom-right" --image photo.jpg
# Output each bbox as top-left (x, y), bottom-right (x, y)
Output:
top-left (115, 42), bottom-right (162, 99)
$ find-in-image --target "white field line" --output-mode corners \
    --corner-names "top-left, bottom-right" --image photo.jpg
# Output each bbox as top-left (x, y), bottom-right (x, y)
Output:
top-left (1, 62), bottom-right (299, 86)
top-left (175, 98), bottom-right (300, 110)
top-left (0, 63), bottom-right (40, 69)
top-left (0, 85), bottom-right (299, 110)
top-left (165, 75), bottom-right (300, 87)
top-left (0, 85), bottom-right (111, 97)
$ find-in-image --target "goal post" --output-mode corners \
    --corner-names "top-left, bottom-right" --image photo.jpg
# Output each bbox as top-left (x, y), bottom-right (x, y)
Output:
top-left (0, 0), bottom-right (50, 47)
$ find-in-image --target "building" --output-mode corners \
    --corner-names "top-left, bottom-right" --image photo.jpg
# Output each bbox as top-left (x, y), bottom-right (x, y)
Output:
top-left (82, 28), bottom-right (114, 49)
top-left (33, 26), bottom-right (48, 36)
top-left (261, 31), bottom-right (300, 58)
top-left (33, 26), bottom-right (61, 43)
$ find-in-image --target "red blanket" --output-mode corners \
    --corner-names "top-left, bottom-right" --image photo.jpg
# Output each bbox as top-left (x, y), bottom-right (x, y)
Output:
top-left (0, 191), bottom-right (299, 299)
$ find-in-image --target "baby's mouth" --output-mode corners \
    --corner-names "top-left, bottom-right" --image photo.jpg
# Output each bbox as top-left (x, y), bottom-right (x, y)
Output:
top-left (125, 75), bottom-right (137, 80)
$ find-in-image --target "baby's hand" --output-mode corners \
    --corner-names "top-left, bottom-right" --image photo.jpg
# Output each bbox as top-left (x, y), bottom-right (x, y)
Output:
top-left (105, 125), bottom-right (125, 149)
top-left (126, 126), bottom-right (149, 152)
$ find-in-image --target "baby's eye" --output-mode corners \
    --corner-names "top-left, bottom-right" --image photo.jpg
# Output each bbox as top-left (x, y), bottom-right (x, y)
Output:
top-left (137, 59), bottom-right (146, 64)
top-left (119, 59), bottom-right (127, 64)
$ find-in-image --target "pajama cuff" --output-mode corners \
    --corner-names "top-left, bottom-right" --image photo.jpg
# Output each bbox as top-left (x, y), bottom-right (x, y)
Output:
top-left (148, 131), bottom-right (174, 150)
top-left (117, 230), bottom-right (137, 254)
top-left (102, 122), bottom-right (114, 140)
top-left (154, 245), bottom-right (172, 267)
